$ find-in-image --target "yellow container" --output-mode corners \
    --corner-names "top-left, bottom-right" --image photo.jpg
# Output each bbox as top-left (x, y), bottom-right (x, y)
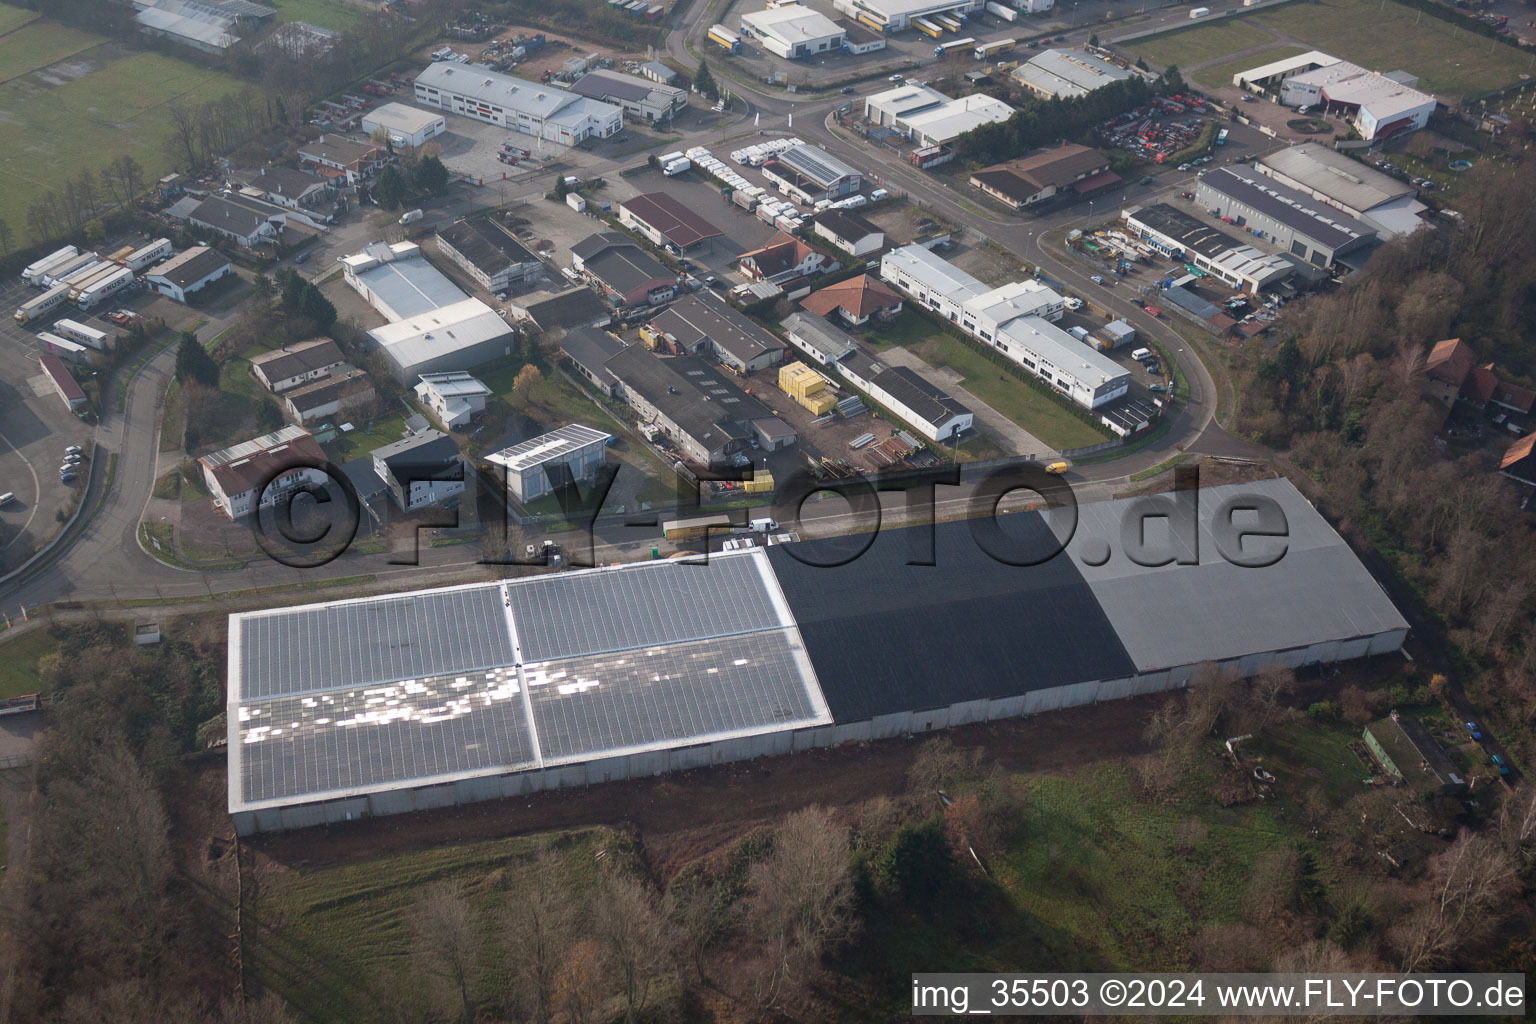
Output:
top-left (778, 362), bottom-right (826, 402)
top-left (743, 467), bottom-right (775, 493)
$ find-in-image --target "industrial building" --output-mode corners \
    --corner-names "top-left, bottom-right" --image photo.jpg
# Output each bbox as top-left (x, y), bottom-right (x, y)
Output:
top-left (510, 288), bottom-right (612, 333)
top-left (571, 233), bottom-right (678, 307)
top-left (872, 90), bottom-right (1014, 148)
top-left (1255, 143), bottom-right (1426, 238)
top-left (343, 242), bottom-right (516, 381)
top-left (618, 193), bottom-right (724, 253)
top-left (1230, 49), bottom-right (1339, 91)
top-left (1233, 51), bottom-right (1435, 141)
top-left (781, 310), bottom-right (858, 365)
top-left (880, 245), bottom-right (1128, 411)
top-left (831, 0), bottom-right (982, 32)
top-left (38, 354), bottom-right (87, 414)
top-left (812, 210), bottom-right (885, 258)
top-left (604, 346), bottom-right (796, 464)
top-left (560, 325), bottom-right (628, 395)
top-left (413, 63), bottom-right (623, 146)
top-left (370, 429), bottom-right (464, 511)
top-left (199, 425), bottom-right (328, 520)
top-left (487, 423), bottom-right (612, 503)
top-left (134, 0), bottom-right (246, 55)
top-left (736, 232), bottom-right (839, 285)
top-left (740, 6), bottom-right (846, 58)
top-left (249, 338), bottom-right (346, 393)
top-left (361, 103), bottom-right (448, 149)
top-left (864, 83), bottom-right (949, 127)
top-left (227, 477), bottom-right (1407, 834)
top-left (799, 274), bottom-right (903, 327)
top-left (414, 372), bottom-right (491, 430)
top-left (838, 18), bottom-right (887, 53)
top-left (969, 144), bottom-right (1117, 210)
top-left (435, 214), bottom-right (543, 293)
top-left (642, 294), bottom-right (786, 374)
top-left (568, 69), bottom-right (687, 123)
top-left (1013, 49), bottom-right (1134, 100)
top-left (837, 350), bottom-right (973, 442)
top-left (762, 144), bottom-right (861, 204)
top-left (1123, 204), bottom-right (1294, 294)
top-left (140, 246), bottom-right (232, 303)
top-left (1194, 166), bottom-right (1377, 270)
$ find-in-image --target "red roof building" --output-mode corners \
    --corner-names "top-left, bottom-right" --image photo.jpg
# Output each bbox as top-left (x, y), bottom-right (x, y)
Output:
top-left (38, 353), bottom-right (87, 413)
top-left (1500, 434), bottom-right (1536, 486)
top-left (736, 232), bottom-right (837, 285)
top-left (799, 274), bottom-right (904, 327)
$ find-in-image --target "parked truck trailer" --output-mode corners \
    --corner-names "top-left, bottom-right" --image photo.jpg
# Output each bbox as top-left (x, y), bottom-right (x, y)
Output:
top-left (21, 247), bottom-right (77, 286)
top-left (52, 318), bottom-right (110, 351)
top-left (76, 268), bottom-right (134, 310)
top-left (123, 238), bottom-right (173, 272)
top-left (15, 284), bottom-right (69, 324)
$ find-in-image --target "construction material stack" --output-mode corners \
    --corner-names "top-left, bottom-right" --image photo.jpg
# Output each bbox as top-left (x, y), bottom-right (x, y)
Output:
top-left (778, 361), bottom-right (837, 415)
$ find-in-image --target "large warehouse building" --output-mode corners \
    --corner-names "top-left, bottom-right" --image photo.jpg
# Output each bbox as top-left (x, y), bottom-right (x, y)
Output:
top-left (832, 0), bottom-right (982, 32)
top-left (228, 478), bottom-right (1409, 834)
top-left (1123, 204), bottom-right (1294, 294)
top-left (740, 6), bottom-right (846, 58)
top-left (413, 62), bottom-right (623, 146)
top-left (1014, 49), bottom-right (1134, 100)
top-left (1195, 166), bottom-right (1377, 270)
top-left (1233, 51), bottom-right (1434, 142)
top-left (1255, 143), bottom-right (1427, 238)
top-left (361, 102), bottom-right (447, 149)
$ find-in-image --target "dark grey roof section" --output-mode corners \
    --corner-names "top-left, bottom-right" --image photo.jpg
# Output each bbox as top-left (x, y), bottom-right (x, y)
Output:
top-left (780, 310), bottom-right (856, 363)
top-left (647, 295), bottom-right (784, 365)
top-left (560, 325), bottom-right (626, 376)
top-left (374, 430), bottom-right (462, 485)
top-left (1064, 478), bottom-right (1408, 671)
top-left (151, 247), bottom-right (230, 287)
top-left (1160, 285), bottom-right (1221, 320)
top-left (238, 586), bottom-right (515, 699)
top-left (509, 544), bottom-right (783, 661)
top-left (249, 338), bottom-right (344, 382)
top-left (239, 664), bottom-right (535, 804)
top-left (568, 70), bottom-right (655, 103)
top-left (1199, 167), bottom-right (1375, 251)
top-left (768, 518), bottom-right (1136, 721)
top-left (605, 347), bottom-right (769, 447)
top-left (871, 364), bottom-right (971, 428)
top-left (815, 209), bottom-right (881, 242)
top-left (574, 233), bottom-right (674, 294)
top-left (1134, 203), bottom-right (1241, 258)
top-left (519, 288), bottom-right (611, 331)
top-left (437, 214), bottom-right (538, 273)
top-left (338, 455), bottom-right (389, 501)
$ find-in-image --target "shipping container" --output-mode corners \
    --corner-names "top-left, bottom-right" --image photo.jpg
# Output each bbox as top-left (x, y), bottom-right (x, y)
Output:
top-left (974, 37), bottom-right (1015, 59)
top-left (934, 13), bottom-right (963, 31)
top-left (856, 11), bottom-right (885, 31)
top-left (75, 267), bottom-right (134, 310)
top-left (36, 332), bottom-right (89, 365)
top-left (123, 238), bottom-right (173, 271)
top-left (15, 284), bottom-right (69, 323)
top-left (912, 16), bottom-right (944, 38)
top-left (985, 1), bottom-right (1019, 20)
top-left (67, 264), bottom-right (122, 301)
top-left (40, 253), bottom-right (101, 288)
top-left (52, 318), bottom-right (110, 350)
top-left (934, 37), bottom-right (977, 56)
top-left (707, 24), bottom-right (741, 51)
top-left (22, 246), bottom-right (78, 286)
top-left (661, 514), bottom-right (732, 541)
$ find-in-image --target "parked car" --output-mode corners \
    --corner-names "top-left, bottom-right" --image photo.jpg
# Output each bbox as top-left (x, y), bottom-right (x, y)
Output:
top-left (1132, 297), bottom-right (1145, 306)
top-left (60, 472), bottom-right (78, 485)
top-left (293, 251), bottom-right (311, 264)
top-left (1491, 754), bottom-right (1510, 775)
top-left (1149, 383), bottom-right (1168, 393)
top-left (1139, 176), bottom-right (1153, 185)
top-left (1145, 306), bottom-right (1161, 317)
top-left (1178, 163), bottom-right (1192, 171)
top-left (888, 73), bottom-right (904, 82)
top-left (1063, 296), bottom-right (1083, 311)
top-left (841, 86), bottom-right (855, 94)
top-left (1090, 275), bottom-right (1105, 284)
top-left (1467, 721), bottom-right (1483, 741)
top-left (64, 445), bottom-right (83, 457)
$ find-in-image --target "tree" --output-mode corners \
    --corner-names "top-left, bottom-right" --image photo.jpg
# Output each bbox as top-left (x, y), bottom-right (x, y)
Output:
top-left (512, 364), bottom-right (543, 411)
top-left (415, 154), bottom-right (449, 196)
top-left (694, 60), bottom-right (719, 104)
top-left (503, 853), bottom-right (576, 1024)
top-left (370, 125), bottom-right (393, 151)
top-left (876, 819), bottom-right (955, 908)
top-left (0, 218), bottom-right (12, 255)
top-left (746, 806), bottom-right (856, 1009)
top-left (553, 174), bottom-right (571, 199)
top-left (166, 101), bottom-right (201, 170)
top-left (174, 332), bottom-right (218, 388)
top-left (299, 284), bottom-right (336, 330)
top-left (595, 874), bottom-right (670, 1024)
top-left (375, 163), bottom-right (409, 209)
top-left (1089, 33), bottom-right (1099, 46)
top-left (409, 881), bottom-right (484, 1024)
top-left (1135, 57), bottom-right (1149, 70)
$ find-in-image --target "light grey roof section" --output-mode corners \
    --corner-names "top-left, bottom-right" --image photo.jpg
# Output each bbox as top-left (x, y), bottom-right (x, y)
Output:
top-left (237, 584), bottom-right (514, 698)
top-left (353, 256), bottom-right (467, 319)
top-left (1062, 478), bottom-right (1408, 671)
top-left (488, 423), bottom-right (611, 474)
top-left (1258, 143), bottom-right (1413, 213)
top-left (238, 664), bottom-right (535, 804)
top-left (507, 554), bottom-right (785, 662)
top-left (526, 630), bottom-right (823, 764)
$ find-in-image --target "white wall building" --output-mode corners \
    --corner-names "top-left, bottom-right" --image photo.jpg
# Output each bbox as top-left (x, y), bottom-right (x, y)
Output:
top-left (487, 423), bottom-right (611, 503)
top-left (414, 371), bottom-right (492, 430)
top-left (141, 246), bottom-right (233, 303)
top-left (413, 62), bottom-right (622, 146)
top-left (361, 102), bottom-right (447, 148)
top-left (741, 6), bottom-right (846, 58)
top-left (199, 426), bottom-right (330, 520)
top-left (832, 0), bottom-right (982, 32)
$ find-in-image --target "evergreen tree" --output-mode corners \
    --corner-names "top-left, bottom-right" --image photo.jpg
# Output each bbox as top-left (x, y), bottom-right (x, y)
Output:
top-left (299, 283), bottom-right (337, 331)
top-left (174, 332), bottom-right (219, 388)
top-left (375, 164), bottom-right (409, 209)
top-left (694, 61), bottom-right (719, 104)
top-left (415, 154), bottom-right (449, 196)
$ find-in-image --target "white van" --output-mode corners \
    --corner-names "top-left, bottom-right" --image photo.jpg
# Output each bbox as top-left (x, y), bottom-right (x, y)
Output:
top-left (1131, 347), bottom-right (1153, 361)
top-left (0, 492), bottom-right (15, 507)
top-left (749, 517), bottom-right (779, 534)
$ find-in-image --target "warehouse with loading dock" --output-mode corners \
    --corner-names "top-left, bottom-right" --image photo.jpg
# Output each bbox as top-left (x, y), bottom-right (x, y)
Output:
top-left (1195, 166), bottom-right (1377, 270)
top-left (740, 6), bottom-right (846, 58)
top-left (227, 477), bottom-right (1409, 834)
top-left (413, 62), bottom-right (623, 146)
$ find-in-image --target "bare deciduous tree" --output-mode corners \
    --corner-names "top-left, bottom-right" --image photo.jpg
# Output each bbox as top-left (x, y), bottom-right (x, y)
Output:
top-left (1390, 830), bottom-right (1518, 972)
top-left (504, 852), bottom-right (576, 1024)
top-left (409, 880), bottom-right (484, 1024)
top-left (595, 874), bottom-right (671, 1024)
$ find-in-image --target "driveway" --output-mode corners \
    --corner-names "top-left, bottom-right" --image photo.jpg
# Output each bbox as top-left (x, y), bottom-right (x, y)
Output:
top-left (876, 346), bottom-right (1059, 459)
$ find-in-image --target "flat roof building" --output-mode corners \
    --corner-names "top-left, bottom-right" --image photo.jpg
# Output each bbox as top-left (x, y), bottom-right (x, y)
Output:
top-left (864, 83), bottom-right (949, 128)
top-left (1195, 166), bottom-right (1376, 269)
top-left (831, 0), bottom-right (982, 32)
top-left (487, 423), bottom-right (612, 503)
top-left (1014, 49), bottom-right (1133, 100)
top-left (435, 214), bottom-right (543, 294)
top-left (1279, 60), bottom-right (1435, 141)
top-left (763, 144), bottom-right (861, 204)
top-left (413, 62), bottom-right (623, 146)
top-left (414, 371), bottom-right (491, 430)
top-left (371, 429), bottom-right (464, 511)
top-left (361, 102), bottom-right (447, 149)
top-left (740, 6), bottom-right (845, 59)
top-left (568, 68), bottom-right (687, 123)
top-left (1255, 143), bottom-right (1426, 237)
top-left (1124, 204), bottom-right (1293, 293)
top-left (969, 144), bottom-right (1116, 210)
top-left (228, 477), bottom-right (1406, 835)
top-left (897, 93), bottom-right (1015, 148)
top-left (618, 193), bottom-right (724, 252)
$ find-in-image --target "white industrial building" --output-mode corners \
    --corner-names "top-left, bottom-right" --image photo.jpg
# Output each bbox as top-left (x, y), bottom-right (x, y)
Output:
top-left (880, 244), bottom-right (1128, 410)
top-left (226, 478), bottom-right (1407, 835)
top-left (140, 246), bottom-right (233, 303)
top-left (343, 241), bottom-right (515, 382)
top-left (413, 62), bottom-right (622, 146)
top-left (361, 102), bottom-right (447, 148)
top-left (1195, 166), bottom-right (1377, 269)
top-left (832, 0), bottom-right (982, 32)
top-left (837, 349), bottom-right (974, 442)
top-left (741, 6), bottom-right (846, 58)
top-left (199, 425), bottom-right (329, 520)
top-left (1014, 48), bottom-right (1134, 100)
top-left (487, 423), bottom-right (612, 503)
top-left (414, 372), bottom-right (492, 430)
top-left (863, 83), bottom-right (1013, 147)
top-left (762, 144), bottom-right (862, 204)
top-left (1254, 143), bottom-right (1427, 238)
top-left (1123, 204), bottom-right (1293, 294)
top-left (1233, 51), bottom-right (1435, 142)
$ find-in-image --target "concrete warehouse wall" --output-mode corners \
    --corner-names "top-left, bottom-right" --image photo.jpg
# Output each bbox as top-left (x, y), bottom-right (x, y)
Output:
top-left (233, 626), bottom-right (1407, 836)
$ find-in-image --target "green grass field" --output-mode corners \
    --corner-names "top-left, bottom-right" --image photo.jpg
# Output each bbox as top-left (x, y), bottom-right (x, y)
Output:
top-left (864, 314), bottom-right (1111, 451)
top-left (1127, 19), bottom-right (1278, 76)
top-left (268, 0), bottom-right (363, 31)
top-left (0, 4), bottom-right (37, 37)
top-left (0, 627), bottom-right (60, 699)
top-left (1195, 45), bottom-right (1307, 90)
top-left (1131, 0), bottom-right (1535, 100)
top-left (0, 5), bottom-right (244, 241)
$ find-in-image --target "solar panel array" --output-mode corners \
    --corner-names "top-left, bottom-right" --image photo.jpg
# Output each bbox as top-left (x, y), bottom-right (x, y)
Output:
top-left (527, 632), bottom-right (819, 762)
top-left (239, 586), bottom-right (513, 699)
top-left (230, 553), bottom-right (831, 812)
top-left (508, 556), bottom-right (781, 662)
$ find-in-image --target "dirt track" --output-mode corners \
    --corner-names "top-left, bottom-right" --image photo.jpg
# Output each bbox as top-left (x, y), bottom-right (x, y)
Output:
top-left (242, 695), bottom-right (1163, 879)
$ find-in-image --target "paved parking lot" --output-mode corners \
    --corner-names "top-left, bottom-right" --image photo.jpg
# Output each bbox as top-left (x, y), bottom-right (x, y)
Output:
top-left (608, 167), bottom-right (784, 283)
top-left (0, 279), bottom-right (99, 574)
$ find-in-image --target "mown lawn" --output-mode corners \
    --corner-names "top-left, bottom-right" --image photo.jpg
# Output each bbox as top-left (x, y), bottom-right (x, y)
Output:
top-left (268, 0), bottom-right (364, 31)
top-left (1128, 18), bottom-right (1279, 75)
top-left (248, 828), bottom-right (620, 1024)
top-left (0, 4), bottom-right (38, 36)
top-left (0, 19), bottom-right (244, 240)
top-left (1251, 0), bottom-right (1533, 98)
top-left (1195, 45), bottom-right (1307, 90)
top-left (323, 413), bottom-right (409, 465)
top-left (0, 627), bottom-right (61, 698)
